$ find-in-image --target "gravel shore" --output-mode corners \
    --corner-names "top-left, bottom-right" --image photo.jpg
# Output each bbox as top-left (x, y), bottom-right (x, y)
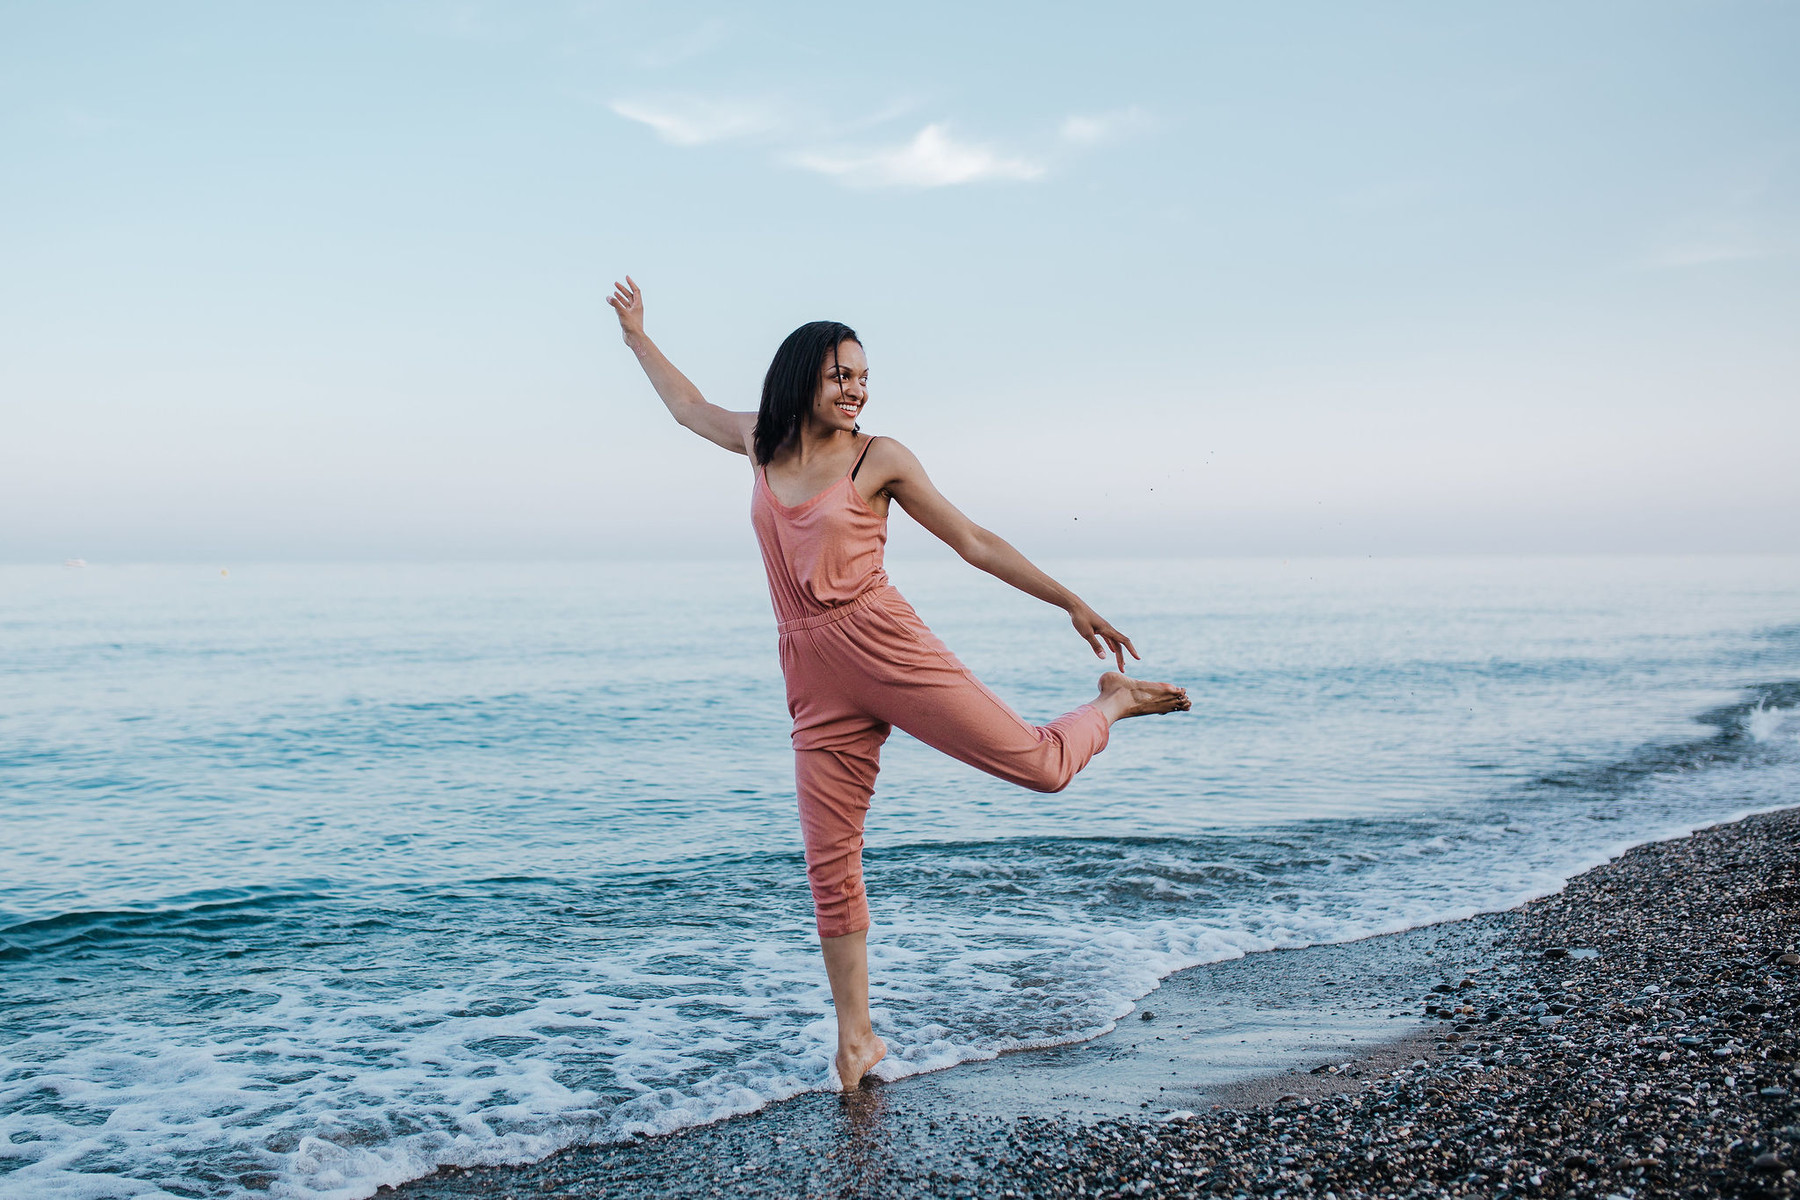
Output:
top-left (390, 807), bottom-right (1799, 1199)
top-left (1003, 805), bottom-right (1800, 1199)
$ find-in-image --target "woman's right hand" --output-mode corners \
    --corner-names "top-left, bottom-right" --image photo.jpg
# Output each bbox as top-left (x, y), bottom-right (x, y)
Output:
top-left (608, 276), bottom-right (645, 344)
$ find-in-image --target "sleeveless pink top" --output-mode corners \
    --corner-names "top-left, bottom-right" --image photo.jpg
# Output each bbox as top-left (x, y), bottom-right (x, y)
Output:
top-left (750, 438), bottom-right (890, 626)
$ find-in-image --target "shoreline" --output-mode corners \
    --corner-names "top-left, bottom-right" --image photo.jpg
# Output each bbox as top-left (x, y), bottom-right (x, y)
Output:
top-left (390, 806), bottom-right (1800, 1198)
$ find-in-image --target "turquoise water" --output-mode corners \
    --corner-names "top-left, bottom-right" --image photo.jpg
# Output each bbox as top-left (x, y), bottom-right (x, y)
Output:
top-left (4, 555), bottom-right (1799, 1198)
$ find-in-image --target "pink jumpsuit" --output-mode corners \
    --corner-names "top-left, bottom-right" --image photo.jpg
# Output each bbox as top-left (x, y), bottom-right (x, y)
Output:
top-left (751, 436), bottom-right (1111, 939)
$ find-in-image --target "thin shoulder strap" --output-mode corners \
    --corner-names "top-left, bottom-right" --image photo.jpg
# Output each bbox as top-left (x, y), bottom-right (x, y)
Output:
top-left (850, 435), bottom-right (878, 481)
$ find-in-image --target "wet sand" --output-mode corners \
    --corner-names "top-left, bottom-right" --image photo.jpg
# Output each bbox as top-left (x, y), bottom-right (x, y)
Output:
top-left (387, 807), bottom-right (1799, 1199)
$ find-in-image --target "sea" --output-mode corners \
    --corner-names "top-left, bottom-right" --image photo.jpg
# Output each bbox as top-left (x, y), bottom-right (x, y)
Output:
top-left (4, 555), bottom-right (1799, 1199)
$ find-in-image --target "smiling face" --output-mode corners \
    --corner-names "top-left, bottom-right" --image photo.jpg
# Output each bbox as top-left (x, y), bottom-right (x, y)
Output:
top-left (809, 338), bottom-right (868, 433)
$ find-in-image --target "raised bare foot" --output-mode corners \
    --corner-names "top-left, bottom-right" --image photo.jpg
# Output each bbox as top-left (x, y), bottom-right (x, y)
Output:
top-left (835, 1032), bottom-right (888, 1091)
top-left (1095, 671), bottom-right (1191, 723)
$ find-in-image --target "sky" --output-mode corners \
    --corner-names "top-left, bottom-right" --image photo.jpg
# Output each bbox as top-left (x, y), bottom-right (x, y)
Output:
top-left (2, 0), bottom-right (1797, 562)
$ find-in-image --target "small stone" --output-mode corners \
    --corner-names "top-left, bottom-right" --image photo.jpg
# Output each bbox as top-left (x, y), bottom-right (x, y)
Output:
top-left (1780, 954), bottom-right (1800, 966)
top-left (1754, 1152), bottom-right (1786, 1173)
top-left (1762, 1087), bottom-right (1791, 1098)
top-left (1743, 1000), bottom-right (1768, 1014)
top-left (1140, 1011), bottom-right (1155, 1021)
top-left (1673, 975), bottom-right (1695, 986)
top-left (1544, 948), bottom-right (1569, 960)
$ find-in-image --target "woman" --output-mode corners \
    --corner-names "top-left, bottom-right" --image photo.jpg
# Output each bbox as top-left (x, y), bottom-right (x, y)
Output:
top-left (608, 277), bottom-right (1189, 1090)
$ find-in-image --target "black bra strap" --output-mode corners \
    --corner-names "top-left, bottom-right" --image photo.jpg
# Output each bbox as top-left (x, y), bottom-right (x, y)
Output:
top-left (850, 435), bottom-right (876, 481)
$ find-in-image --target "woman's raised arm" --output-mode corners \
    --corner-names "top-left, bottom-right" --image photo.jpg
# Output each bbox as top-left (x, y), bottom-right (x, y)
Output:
top-left (609, 277), bottom-right (756, 456)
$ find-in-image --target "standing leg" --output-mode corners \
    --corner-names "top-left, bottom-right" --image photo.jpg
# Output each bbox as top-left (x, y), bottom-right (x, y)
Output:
top-left (794, 733), bottom-right (890, 1089)
top-left (819, 928), bottom-right (885, 1090)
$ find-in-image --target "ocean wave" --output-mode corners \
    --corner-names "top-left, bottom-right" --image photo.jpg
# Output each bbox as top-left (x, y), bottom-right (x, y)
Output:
top-left (7, 560), bottom-right (1800, 1198)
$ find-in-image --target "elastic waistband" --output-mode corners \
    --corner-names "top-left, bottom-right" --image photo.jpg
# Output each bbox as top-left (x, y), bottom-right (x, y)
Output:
top-left (777, 585), bottom-right (897, 634)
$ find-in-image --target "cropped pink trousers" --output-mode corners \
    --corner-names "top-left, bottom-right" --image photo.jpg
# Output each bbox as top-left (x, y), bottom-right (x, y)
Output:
top-left (778, 585), bottom-right (1110, 939)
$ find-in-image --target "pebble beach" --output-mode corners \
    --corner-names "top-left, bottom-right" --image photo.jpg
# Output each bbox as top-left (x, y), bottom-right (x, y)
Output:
top-left (391, 805), bottom-right (1800, 1199)
top-left (1005, 805), bottom-right (1800, 1200)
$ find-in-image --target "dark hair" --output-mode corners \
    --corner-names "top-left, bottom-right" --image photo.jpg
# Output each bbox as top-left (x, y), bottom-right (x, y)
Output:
top-left (753, 320), bottom-right (861, 465)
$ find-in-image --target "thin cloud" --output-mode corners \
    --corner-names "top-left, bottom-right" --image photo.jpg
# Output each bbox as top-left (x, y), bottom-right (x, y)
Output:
top-left (1646, 162), bottom-right (1797, 267)
top-left (1646, 211), bottom-right (1794, 268)
top-left (634, 18), bottom-right (728, 69)
top-left (410, 1), bottom-right (510, 44)
top-left (1337, 176), bottom-right (1446, 213)
top-left (61, 108), bottom-right (127, 137)
top-left (1058, 106), bottom-right (1151, 146)
top-left (789, 124), bottom-right (1045, 188)
top-left (1648, 234), bottom-right (1784, 268)
top-left (608, 97), bottom-right (780, 146)
top-left (829, 96), bottom-right (924, 136)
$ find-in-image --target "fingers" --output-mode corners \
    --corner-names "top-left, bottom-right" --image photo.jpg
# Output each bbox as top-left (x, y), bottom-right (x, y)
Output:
top-left (1099, 633), bottom-right (1123, 671)
top-left (1096, 624), bottom-right (1139, 671)
top-left (1078, 611), bottom-right (1146, 671)
top-left (1073, 614), bottom-right (1103, 659)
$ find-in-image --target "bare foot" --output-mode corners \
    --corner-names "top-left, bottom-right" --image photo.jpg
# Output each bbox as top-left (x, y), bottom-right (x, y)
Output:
top-left (1095, 670), bottom-right (1191, 723)
top-left (835, 1032), bottom-right (888, 1091)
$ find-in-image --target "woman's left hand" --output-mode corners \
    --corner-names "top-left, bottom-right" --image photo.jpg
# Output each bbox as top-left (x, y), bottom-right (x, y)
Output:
top-left (1071, 605), bottom-right (1139, 671)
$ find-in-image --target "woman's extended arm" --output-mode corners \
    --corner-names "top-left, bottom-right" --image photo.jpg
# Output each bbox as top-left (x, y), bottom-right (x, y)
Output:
top-left (868, 438), bottom-right (1141, 670)
top-left (609, 277), bottom-right (755, 455)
